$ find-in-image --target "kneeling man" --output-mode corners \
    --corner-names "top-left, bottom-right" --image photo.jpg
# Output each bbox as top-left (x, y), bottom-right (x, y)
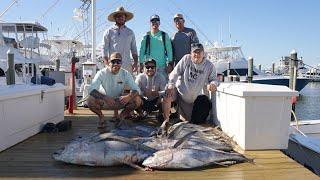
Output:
top-left (161, 43), bottom-right (218, 133)
top-left (87, 52), bottom-right (142, 130)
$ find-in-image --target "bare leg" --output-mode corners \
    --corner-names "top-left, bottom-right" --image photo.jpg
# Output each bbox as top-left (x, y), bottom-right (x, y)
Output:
top-left (87, 97), bottom-right (105, 129)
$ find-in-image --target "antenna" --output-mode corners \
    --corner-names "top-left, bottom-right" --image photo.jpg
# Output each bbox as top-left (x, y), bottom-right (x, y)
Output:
top-left (0, 0), bottom-right (18, 19)
top-left (229, 16), bottom-right (231, 46)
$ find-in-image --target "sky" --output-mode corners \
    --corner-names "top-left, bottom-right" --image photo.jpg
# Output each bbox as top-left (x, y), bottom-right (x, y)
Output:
top-left (1, 0), bottom-right (320, 68)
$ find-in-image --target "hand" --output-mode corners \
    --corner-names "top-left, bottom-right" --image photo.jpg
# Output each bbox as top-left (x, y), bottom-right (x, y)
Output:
top-left (103, 56), bottom-right (109, 65)
top-left (207, 84), bottom-right (217, 92)
top-left (132, 62), bottom-right (138, 72)
top-left (104, 97), bottom-right (116, 106)
top-left (166, 64), bottom-right (173, 74)
top-left (144, 89), bottom-right (153, 98)
top-left (119, 94), bottom-right (131, 105)
top-left (165, 88), bottom-right (174, 98)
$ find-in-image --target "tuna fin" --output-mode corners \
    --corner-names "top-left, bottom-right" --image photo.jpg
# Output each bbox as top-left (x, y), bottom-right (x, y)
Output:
top-left (167, 122), bottom-right (188, 139)
top-left (173, 130), bottom-right (197, 148)
top-left (112, 157), bottom-right (147, 171)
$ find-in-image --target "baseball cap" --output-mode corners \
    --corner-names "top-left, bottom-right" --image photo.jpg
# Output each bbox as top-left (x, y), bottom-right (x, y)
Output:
top-left (110, 52), bottom-right (122, 61)
top-left (191, 43), bottom-right (204, 52)
top-left (144, 58), bottom-right (157, 66)
top-left (150, 14), bottom-right (160, 22)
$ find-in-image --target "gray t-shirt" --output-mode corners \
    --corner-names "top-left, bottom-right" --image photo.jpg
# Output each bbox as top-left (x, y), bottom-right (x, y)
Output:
top-left (168, 54), bottom-right (218, 104)
top-left (135, 72), bottom-right (167, 100)
top-left (171, 27), bottom-right (199, 64)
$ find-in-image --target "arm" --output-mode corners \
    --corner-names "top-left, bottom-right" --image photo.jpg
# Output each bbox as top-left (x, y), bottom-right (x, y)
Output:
top-left (119, 72), bottom-right (141, 104)
top-left (131, 32), bottom-right (139, 72)
top-left (139, 36), bottom-right (147, 73)
top-left (167, 55), bottom-right (186, 88)
top-left (207, 62), bottom-right (219, 92)
top-left (165, 33), bottom-right (174, 69)
top-left (102, 30), bottom-right (110, 64)
top-left (191, 29), bottom-right (199, 44)
top-left (135, 74), bottom-right (145, 96)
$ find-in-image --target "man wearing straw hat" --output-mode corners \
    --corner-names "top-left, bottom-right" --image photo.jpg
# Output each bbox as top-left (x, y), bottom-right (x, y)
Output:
top-left (102, 6), bottom-right (138, 120)
top-left (102, 7), bottom-right (138, 73)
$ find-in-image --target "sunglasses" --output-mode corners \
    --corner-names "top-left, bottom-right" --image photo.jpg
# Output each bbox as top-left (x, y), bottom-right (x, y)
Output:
top-left (145, 66), bottom-right (155, 70)
top-left (110, 59), bottom-right (122, 65)
top-left (174, 18), bottom-right (184, 23)
top-left (151, 20), bottom-right (160, 24)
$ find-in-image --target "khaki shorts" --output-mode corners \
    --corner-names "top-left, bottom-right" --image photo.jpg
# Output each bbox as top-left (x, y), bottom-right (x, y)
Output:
top-left (88, 96), bottom-right (126, 110)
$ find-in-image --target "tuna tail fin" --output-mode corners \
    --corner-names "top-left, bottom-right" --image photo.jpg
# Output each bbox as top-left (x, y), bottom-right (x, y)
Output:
top-left (173, 130), bottom-right (198, 148)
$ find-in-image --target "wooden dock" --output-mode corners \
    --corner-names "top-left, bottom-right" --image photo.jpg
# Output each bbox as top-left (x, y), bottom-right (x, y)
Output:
top-left (0, 108), bottom-right (318, 179)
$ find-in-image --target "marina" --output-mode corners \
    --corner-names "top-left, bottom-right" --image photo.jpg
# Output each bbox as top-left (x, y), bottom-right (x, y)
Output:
top-left (1, 0), bottom-right (320, 179)
top-left (0, 108), bottom-right (317, 179)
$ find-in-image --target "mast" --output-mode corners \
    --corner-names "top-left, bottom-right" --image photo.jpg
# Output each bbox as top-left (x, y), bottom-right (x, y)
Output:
top-left (91, 0), bottom-right (96, 62)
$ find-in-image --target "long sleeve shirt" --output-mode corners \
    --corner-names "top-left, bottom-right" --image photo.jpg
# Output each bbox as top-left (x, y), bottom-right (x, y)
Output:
top-left (102, 25), bottom-right (137, 70)
top-left (139, 31), bottom-right (173, 68)
top-left (168, 54), bottom-right (218, 103)
top-left (88, 67), bottom-right (140, 98)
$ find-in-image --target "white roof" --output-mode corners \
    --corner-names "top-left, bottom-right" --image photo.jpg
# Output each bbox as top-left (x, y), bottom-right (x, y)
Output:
top-left (0, 22), bottom-right (47, 32)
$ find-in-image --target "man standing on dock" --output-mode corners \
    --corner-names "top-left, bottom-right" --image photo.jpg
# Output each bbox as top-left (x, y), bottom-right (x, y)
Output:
top-left (171, 13), bottom-right (199, 66)
top-left (87, 52), bottom-right (142, 131)
top-left (160, 43), bottom-right (218, 135)
top-left (102, 6), bottom-right (139, 120)
top-left (139, 14), bottom-right (173, 78)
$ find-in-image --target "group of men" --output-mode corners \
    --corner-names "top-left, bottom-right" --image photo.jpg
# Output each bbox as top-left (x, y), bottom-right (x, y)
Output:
top-left (87, 7), bottom-right (218, 133)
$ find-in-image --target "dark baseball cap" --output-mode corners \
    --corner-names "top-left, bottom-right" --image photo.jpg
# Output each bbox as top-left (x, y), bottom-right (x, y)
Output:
top-left (191, 43), bottom-right (204, 52)
top-left (150, 14), bottom-right (160, 22)
top-left (144, 58), bottom-right (157, 66)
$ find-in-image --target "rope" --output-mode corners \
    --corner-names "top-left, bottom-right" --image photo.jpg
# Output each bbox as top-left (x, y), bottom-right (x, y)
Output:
top-left (291, 110), bottom-right (307, 137)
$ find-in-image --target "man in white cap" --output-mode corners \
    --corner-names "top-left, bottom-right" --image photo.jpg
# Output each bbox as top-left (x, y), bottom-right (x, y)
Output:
top-left (159, 43), bottom-right (218, 135)
top-left (102, 7), bottom-right (138, 120)
top-left (87, 52), bottom-right (142, 131)
top-left (102, 7), bottom-right (138, 73)
top-left (139, 14), bottom-right (173, 79)
top-left (171, 13), bottom-right (199, 66)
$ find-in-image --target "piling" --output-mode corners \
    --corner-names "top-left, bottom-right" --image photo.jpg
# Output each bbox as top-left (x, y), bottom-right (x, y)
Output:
top-left (248, 57), bottom-right (253, 83)
top-left (258, 64), bottom-right (261, 72)
top-left (6, 49), bottom-right (15, 85)
top-left (289, 50), bottom-right (297, 90)
top-left (55, 59), bottom-right (60, 71)
top-left (272, 63), bottom-right (275, 74)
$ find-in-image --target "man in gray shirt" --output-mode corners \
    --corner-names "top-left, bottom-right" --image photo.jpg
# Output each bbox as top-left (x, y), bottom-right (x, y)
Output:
top-left (102, 7), bottom-right (138, 73)
top-left (171, 13), bottom-right (199, 65)
top-left (160, 43), bottom-right (218, 135)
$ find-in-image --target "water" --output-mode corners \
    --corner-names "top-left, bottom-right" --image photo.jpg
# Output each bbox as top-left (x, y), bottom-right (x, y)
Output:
top-left (295, 82), bottom-right (320, 120)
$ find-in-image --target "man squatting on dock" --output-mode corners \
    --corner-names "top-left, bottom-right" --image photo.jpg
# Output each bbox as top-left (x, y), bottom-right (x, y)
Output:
top-left (88, 6), bottom-right (218, 131)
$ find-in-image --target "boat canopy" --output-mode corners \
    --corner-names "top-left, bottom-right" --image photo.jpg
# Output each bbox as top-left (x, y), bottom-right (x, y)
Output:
top-left (0, 22), bottom-right (47, 32)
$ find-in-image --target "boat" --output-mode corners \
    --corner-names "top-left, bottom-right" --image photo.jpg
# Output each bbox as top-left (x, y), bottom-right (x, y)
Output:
top-left (205, 44), bottom-right (309, 91)
top-left (0, 21), bottom-right (52, 85)
top-left (284, 119), bottom-right (320, 175)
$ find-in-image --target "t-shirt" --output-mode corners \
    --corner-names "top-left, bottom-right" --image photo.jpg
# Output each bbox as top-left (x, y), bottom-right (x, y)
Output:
top-left (135, 72), bottom-right (167, 100)
top-left (171, 27), bottom-right (199, 64)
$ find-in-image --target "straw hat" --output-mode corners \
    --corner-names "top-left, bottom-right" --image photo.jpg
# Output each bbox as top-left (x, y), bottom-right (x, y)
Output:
top-left (108, 7), bottom-right (134, 22)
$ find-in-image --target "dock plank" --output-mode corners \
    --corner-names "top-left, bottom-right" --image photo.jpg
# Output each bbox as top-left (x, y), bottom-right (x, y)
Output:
top-left (0, 108), bottom-right (318, 179)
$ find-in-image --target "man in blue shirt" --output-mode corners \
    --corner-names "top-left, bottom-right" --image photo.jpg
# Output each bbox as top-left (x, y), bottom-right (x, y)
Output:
top-left (87, 52), bottom-right (142, 130)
